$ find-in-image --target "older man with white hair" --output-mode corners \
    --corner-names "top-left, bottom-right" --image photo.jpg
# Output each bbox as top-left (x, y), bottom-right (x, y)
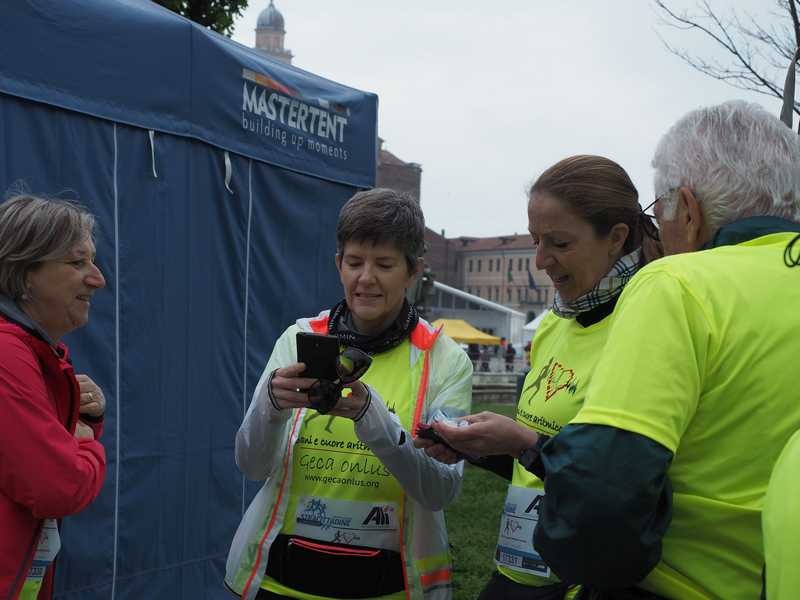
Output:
top-left (427, 101), bottom-right (800, 600)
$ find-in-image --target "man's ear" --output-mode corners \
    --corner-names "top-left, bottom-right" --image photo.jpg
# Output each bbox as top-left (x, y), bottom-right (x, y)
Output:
top-left (678, 186), bottom-right (706, 250)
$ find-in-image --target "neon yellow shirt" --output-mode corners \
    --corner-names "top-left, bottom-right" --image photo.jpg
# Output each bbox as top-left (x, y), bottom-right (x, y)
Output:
top-left (497, 310), bottom-right (612, 593)
top-left (573, 233), bottom-right (800, 600)
top-left (763, 429), bottom-right (800, 600)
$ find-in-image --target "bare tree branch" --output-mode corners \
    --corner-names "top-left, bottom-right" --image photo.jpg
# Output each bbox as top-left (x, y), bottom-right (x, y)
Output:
top-left (788, 0), bottom-right (800, 48)
top-left (654, 0), bottom-right (800, 116)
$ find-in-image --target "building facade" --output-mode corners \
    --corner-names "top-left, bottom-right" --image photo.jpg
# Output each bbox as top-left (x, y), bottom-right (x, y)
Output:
top-left (424, 231), bottom-right (553, 320)
top-left (457, 235), bottom-right (552, 320)
top-left (376, 138), bottom-right (422, 203)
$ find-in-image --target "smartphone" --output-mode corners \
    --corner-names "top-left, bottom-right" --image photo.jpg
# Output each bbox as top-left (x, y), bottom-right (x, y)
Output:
top-left (415, 423), bottom-right (452, 446)
top-left (415, 423), bottom-right (474, 461)
top-left (296, 332), bottom-right (340, 380)
top-left (415, 410), bottom-right (474, 460)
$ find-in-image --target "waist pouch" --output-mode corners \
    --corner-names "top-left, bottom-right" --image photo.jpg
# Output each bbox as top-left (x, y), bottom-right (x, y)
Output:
top-left (265, 534), bottom-right (404, 598)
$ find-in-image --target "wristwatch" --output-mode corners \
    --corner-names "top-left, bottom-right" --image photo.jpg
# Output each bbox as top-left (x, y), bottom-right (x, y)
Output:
top-left (518, 433), bottom-right (551, 472)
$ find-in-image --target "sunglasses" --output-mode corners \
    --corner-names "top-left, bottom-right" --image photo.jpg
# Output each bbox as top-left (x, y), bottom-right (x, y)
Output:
top-left (640, 187), bottom-right (680, 243)
top-left (640, 199), bottom-right (660, 242)
top-left (336, 346), bottom-right (372, 383)
top-left (308, 346), bottom-right (372, 414)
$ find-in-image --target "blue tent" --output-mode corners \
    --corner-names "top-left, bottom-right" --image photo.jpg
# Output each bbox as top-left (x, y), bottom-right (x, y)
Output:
top-left (0, 1), bottom-right (377, 598)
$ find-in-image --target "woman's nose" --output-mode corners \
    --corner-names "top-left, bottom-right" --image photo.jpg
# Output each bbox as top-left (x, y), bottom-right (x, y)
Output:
top-left (87, 263), bottom-right (106, 289)
top-left (534, 249), bottom-right (552, 271)
top-left (358, 263), bottom-right (377, 282)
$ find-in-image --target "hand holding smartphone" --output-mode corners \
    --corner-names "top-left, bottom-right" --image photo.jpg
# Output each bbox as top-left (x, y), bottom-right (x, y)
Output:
top-left (415, 410), bottom-right (474, 460)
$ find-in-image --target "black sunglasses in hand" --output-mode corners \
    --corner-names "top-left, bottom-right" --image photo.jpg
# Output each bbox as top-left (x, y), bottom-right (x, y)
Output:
top-left (307, 346), bottom-right (372, 414)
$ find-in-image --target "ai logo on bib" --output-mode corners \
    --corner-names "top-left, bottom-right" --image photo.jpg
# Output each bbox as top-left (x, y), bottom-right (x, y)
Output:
top-left (362, 505), bottom-right (393, 526)
top-left (525, 495), bottom-right (543, 515)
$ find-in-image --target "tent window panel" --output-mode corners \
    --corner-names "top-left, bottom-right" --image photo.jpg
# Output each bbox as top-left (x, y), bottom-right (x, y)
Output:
top-left (454, 295), bottom-right (466, 309)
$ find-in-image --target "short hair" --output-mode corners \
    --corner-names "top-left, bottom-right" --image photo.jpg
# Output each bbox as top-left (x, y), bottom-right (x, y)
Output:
top-left (529, 155), bottom-right (652, 256)
top-left (652, 100), bottom-right (800, 230)
top-left (336, 188), bottom-right (425, 271)
top-left (0, 195), bottom-right (96, 300)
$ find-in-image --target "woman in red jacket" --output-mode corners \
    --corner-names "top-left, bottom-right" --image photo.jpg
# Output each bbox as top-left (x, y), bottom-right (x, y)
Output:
top-left (0, 195), bottom-right (107, 600)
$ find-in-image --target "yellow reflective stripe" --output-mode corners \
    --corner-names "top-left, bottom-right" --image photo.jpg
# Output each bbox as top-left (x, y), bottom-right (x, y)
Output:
top-left (261, 575), bottom-right (405, 599)
top-left (239, 409), bottom-right (306, 599)
top-left (642, 562), bottom-right (715, 600)
top-left (414, 552), bottom-right (451, 575)
top-left (19, 579), bottom-right (42, 600)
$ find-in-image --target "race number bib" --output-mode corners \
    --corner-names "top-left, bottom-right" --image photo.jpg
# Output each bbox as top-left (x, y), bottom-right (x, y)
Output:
top-left (292, 496), bottom-right (400, 551)
top-left (20, 519), bottom-right (61, 599)
top-left (494, 486), bottom-right (550, 577)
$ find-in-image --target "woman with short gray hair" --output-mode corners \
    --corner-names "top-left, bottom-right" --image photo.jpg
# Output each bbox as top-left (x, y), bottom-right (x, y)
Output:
top-left (0, 195), bottom-right (107, 600)
top-left (226, 188), bottom-right (473, 600)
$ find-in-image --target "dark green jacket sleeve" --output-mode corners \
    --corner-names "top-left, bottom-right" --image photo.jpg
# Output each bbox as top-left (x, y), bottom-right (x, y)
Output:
top-left (532, 424), bottom-right (674, 590)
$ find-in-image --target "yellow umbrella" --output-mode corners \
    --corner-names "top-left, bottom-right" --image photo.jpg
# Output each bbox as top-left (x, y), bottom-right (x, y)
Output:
top-left (431, 319), bottom-right (502, 345)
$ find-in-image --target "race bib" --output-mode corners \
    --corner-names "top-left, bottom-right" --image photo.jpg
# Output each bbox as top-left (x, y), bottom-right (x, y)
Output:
top-left (494, 486), bottom-right (550, 577)
top-left (20, 519), bottom-right (61, 599)
top-left (292, 496), bottom-right (400, 551)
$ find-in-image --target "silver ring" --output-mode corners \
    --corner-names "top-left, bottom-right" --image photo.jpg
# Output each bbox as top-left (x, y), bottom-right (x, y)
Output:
top-left (87, 392), bottom-right (94, 401)
top-left (295, 387), bottom-right (301, 393)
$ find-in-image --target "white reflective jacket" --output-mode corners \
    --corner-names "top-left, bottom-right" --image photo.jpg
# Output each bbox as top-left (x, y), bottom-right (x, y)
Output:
top-left (225, 312), bottom-right (473, 600)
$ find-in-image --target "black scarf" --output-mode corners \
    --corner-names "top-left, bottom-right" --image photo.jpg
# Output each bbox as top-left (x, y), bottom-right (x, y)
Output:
top-left (328, 299), bottom-right (418, 355)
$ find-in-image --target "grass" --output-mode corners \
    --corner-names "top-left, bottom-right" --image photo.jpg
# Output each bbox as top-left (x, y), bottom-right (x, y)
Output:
top-left (445, 402), bottom-right (517, 600)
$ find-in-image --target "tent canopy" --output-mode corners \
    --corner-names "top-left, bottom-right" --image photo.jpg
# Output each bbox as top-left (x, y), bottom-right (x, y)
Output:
top-left (0, 0), bottom-right (377, 188)
top-left (0, 1), bottom-right (377, 599)
top-left (432, 319), bottom-right (502, 345)
top-left (523, 310), bottom-right (551, 331)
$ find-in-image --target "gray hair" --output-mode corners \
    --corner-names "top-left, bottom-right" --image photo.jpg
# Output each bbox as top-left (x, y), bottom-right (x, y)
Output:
top-left (336, 188), bottom-right (425, 271)
top-left (652, 100), bottom-right (800, 230)
top-left (0, 195), bottom-right (96, 300)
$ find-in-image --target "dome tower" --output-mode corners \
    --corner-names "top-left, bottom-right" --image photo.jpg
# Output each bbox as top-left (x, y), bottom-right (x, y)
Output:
top-left (255, 1), bottom-right (293, 64)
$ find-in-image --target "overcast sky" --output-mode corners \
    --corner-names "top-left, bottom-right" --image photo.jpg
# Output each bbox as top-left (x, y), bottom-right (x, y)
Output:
top-left (232, 1), bottom-right (784, 238)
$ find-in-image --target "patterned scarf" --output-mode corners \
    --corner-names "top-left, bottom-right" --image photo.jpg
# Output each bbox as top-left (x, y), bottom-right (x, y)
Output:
top-left (552, 247), bottom-right (642, 319)
top-left (327, 299), bottom-right (419, 355)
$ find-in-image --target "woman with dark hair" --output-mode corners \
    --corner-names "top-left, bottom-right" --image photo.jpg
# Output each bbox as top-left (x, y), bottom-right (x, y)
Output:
top-left (417, 155), bottom-right (661, 600)
top-left (225, 188), bottom-right (473, 600)
top-left (0, 195), bottom-right (107, 600)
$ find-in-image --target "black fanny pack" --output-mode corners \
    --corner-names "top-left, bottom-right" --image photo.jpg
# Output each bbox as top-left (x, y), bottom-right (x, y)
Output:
top-left (264, 534), bottom-right (405, 599)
